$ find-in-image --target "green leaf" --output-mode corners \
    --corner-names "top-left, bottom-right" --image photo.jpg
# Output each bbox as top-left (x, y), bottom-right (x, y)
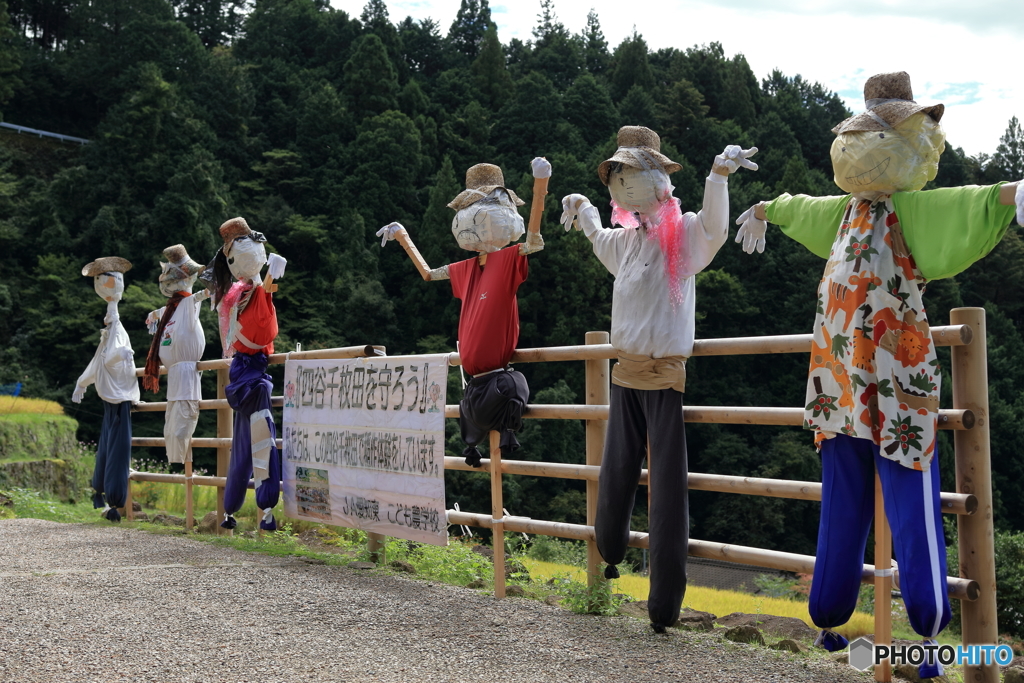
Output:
top-left (877, 379), bottom-right (894, 398)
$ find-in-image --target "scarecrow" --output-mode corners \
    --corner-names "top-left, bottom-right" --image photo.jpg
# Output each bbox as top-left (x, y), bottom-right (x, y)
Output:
top-left (142, 245), bottom-right (207, 465)
top-left (73, 257), bottom-right (140, 522)
top-left (206, 218), bottom-right (287, 531)
top-left (735, 71), bottom-right (1023, 678)
top-left (560, 126), bottom-right (758, 632)
top-left (376, 157), bottom-right (551, 467)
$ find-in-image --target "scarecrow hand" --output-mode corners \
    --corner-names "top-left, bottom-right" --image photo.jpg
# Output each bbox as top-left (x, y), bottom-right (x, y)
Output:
top-left (1016, 182), bottom-right (1024, 227)
top-left (531, 157), bottom-right (552, 179)
top-left (735, 205), bottom-right (767, 254)
top-left (712, 145), bottom-right (759, 175)
top-left (72, 386), bottom-right (85, 404)
top-left (267, 253), bottom-right (287, 280)
top-left (119, 348), bottom-right (134, 364)
top-left (376, 222), bottom-right (404, 247)
top-left (560, 194), bottom-right (591, 231)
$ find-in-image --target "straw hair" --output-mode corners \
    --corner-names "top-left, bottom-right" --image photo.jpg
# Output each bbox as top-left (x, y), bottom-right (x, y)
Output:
top-left (162, 244), bottom-right (204, 277)
top-left (832, 71), bottom-right (945, 135)
top-left (598, 126), bottom-right (681, 185)
top-left (447, 163), bottom-right (525, 211)
top-left (81, 256), bottom-right (132, 277)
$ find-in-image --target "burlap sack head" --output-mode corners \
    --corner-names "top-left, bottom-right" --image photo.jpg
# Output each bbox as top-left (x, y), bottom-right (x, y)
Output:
top-left (598, 126), bottom-right (681, 186)
top-left (832, 71), bottom-right (945, 135)
top-left (448, 163), bottom-right (525, 212)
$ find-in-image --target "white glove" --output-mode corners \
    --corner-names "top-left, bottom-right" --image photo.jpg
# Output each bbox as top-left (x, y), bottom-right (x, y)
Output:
top-left (267, 253), bottom-right (287, 279)
top-left (375, 222), bottom-right (403, 247)
top-left (531, 157), bottom-right (552, 179)
top-left (1016, 182), bottom-right (1024, 227)
top-left (712, 145), bottom-right (759, 175)
top-left (560, 194), bottom-right (591, 231)
top-left (735, 206), bottom-right (767, 254)
top-left (119, 348), bottom-right (134, 364)
top-left (72, 386), bottom-right (85, 404)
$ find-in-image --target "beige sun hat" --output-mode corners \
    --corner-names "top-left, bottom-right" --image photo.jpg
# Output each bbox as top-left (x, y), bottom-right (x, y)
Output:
top-left (447, 163), bottom-right (525, 212)
top-left (162, 244), bottom-right (204, 277)
top-left (218, 217), bottom-right (266, 255)
top-left (832, 71), bottom-right (945, 135)
top-left (598, 126), bottom-right (682, 186)
top-left (81, 256), bottom-right (132, 277)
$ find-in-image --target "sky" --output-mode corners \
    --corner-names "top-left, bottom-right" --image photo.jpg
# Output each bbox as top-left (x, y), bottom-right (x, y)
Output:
top-left (330, 0), bottom-right (1023, 159)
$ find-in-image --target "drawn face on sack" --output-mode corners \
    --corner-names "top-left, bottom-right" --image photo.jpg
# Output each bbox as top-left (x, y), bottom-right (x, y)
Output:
top-left (607, 166), bottom-right (673, 217)
top-left (225, 236), bottom-right (267, 280)
top-left (831, 112), bottom-right (946, 195)
top-left (452, 191), bottom-right (525, 253)
top-left (158, 262), bottom-right (198, 298)
top-left (93, 272), bottom-right (124, 303)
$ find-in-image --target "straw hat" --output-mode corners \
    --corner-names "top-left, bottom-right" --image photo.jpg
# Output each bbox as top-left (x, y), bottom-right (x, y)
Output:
top-left (162, 244), bottom-right (204, 277)
top-left (598, 126), bottom-right (682, 186)
top-left (447, 163), bottom-right (525, 212)
top-left (81, 256), bottom-right (132, 277)
top-left (832, 71), bottom-right (944, 135)
top-left (219, 217), bottom-right (266, 255)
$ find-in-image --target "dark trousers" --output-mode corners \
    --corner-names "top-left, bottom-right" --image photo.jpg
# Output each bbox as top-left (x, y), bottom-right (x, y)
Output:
top-left (92, 400), bottom-right (132, 509)
top-left (809, 434), bottom-right (951, 638)
top-left (595, 384), bottom-right (688, 627)
top-left (224, 352), bottom-right (281, 530)
top-left (459, 368), bottom-right (529, 462)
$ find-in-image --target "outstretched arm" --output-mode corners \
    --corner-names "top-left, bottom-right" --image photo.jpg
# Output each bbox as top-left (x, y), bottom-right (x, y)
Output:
top-left (377, 222), bottom-right (450, 281)
top-left (521, 157), bottom-right (551, 255)
top-left (687, 145), bottom-right (759, 271)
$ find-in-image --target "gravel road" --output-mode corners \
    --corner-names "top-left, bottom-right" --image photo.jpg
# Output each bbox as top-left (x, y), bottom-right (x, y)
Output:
top-left (0, 518), bottom-right (869, 683)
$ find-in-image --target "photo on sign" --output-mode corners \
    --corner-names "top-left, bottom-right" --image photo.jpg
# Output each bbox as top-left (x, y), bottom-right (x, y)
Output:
top-left (294, 466), bottom-right (331, 521)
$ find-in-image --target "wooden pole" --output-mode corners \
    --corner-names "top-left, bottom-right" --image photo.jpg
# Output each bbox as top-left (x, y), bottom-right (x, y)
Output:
top-left (393, 227), bottom-right (432, 281)
top-left (874, 470), bottom-right (892, 683)
top-left (950, 308), bottom-right (998, 683)
top-left (527, 168), bottom-right (549, 236)
top-left (445, 510), bottom-right (980, 601)
top-left (367, 533), bottom-right (385, 564)
top-left (185, 459), bottom-right (194, 531)
top-left (585, 331), bottom-right (610, 587)
top-left (216, 367), bottom-right (232, 536)
top-left (490, 430), bottom-right (505, 598)
top-left (124, 477), bottom-right (133, 522)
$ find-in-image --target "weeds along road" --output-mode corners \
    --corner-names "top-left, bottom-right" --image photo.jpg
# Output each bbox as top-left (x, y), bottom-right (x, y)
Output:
top-left (0, 518), bottom-right (866, 683)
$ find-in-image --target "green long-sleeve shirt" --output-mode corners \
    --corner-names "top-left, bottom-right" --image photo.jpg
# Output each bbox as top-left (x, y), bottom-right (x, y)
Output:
top-left (764, 184), bottom-right (1016, 280)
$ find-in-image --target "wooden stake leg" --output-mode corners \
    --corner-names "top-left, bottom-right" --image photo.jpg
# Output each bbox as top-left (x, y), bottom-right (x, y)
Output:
top-left (490, 430), bottom-right (505, 598)
top-left (185, 458), bottom-right (194, 531)
top-left (874, 470), bottom-right (892, 683)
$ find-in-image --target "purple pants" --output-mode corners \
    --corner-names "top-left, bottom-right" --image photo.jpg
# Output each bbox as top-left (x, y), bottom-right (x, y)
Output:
top-left (225, 352), bottom-right (281, 530)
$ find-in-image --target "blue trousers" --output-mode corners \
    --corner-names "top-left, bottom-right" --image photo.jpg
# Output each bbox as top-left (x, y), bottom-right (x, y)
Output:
top-left (809, 434), bottom-right (951, 638)
top-left (224, 352), bottom-right (281, 530)
top-left (92, 400), bottom-right (132, 509)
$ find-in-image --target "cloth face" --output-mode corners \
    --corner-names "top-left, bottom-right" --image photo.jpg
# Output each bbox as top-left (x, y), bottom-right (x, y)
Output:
top-left (451, 190), bottom-right (525, 252)
top-left (93, 272), bottom-right (124, 303)
top-left (158, 262), bottom-right (198, 297)
top-left (607, 167), bottom-right (672, 217)
top-left (226, 237), bottom-right (267, 280)
top-left (832, 113), bottom-right (946, 195)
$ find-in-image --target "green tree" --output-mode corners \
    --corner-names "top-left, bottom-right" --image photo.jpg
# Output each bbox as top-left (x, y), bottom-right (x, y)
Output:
top-left (342, 33), bottom-right (399, 119)
top-left (609, 31), bottom-right (654, 101)
top-left (563, 73), bottom-right (617, 148)
top-left (0, 0), bottom-right (23, 107)
top-left (470, 24), bottom-right (512, 110)
top-left (988, 116), bottom-right (1024, 181)
top-left (446, 0), bottom-right (492, 64)
top-left (580, 9), bottom-right (608, 77)
top-left (171, 0), bottom-right (246, 47)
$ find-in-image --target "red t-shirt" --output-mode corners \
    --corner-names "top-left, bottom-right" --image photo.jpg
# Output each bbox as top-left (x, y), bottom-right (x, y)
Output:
top-left (232, 286), bottom-right (277, 356)
top-left (449, 245), bottom-right (528, 376)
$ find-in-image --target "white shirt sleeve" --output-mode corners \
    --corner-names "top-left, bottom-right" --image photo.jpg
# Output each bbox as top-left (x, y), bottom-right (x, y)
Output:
top-left (580, 203), bottom-right (630, 276)
top-left (686, 174), bottom-right (730, 276)
top-left (76, 337), bottom-right (102, 390)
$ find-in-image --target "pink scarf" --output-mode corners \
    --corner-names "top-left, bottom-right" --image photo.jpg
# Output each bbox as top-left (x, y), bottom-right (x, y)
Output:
top-left (611, 197), bottom-right (687, 305)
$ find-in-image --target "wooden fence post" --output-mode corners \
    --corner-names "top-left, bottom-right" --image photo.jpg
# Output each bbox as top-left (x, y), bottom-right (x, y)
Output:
top-left (874, 471), bottom-right (892, 683)
top-left (490, 430), bottom-right (505, 598)
top-left (950, 307), bottom-right (998, 683)
top-left (216, 367), bottom-right (232, 535)
top-left (585, 331), bottom-right (610, 587)
top-left (185, 458), bottom-right (193, 531)
top-left (368, 533), bottom-right (385, 564)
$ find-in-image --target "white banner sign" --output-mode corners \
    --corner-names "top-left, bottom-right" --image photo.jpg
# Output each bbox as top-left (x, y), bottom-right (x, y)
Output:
top-left (282, 355), bottom-right (449, 545)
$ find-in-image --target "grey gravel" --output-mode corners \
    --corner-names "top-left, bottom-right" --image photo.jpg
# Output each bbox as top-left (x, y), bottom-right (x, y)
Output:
top-left (0, 519), bottom-right (870, 683)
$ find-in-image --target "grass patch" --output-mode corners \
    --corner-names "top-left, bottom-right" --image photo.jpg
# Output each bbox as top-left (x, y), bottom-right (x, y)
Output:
top-left (0, 396), bottom-right (64, 415)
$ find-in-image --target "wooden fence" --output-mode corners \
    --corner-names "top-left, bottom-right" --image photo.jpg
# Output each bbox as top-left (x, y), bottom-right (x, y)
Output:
top-left (127, 308), bottom-right (998, 683)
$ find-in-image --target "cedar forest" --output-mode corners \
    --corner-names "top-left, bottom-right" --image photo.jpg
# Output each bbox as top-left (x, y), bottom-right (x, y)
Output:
top-left (1, 0), bottom-right (1023, 566)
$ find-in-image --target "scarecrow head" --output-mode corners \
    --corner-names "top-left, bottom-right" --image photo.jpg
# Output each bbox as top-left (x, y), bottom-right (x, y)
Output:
top-left (447, 163), bottom-right (526, 253)
top-left (599, 126), bottom-right (680, 217)
top-left (158, 244), bottom-right (204, 298)
top-left (830, 72), bottom-right (946, 196)
top-left (205, 217), bottom-right (268, 308)
top-left (82, 256), bottom-right (132, 303)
